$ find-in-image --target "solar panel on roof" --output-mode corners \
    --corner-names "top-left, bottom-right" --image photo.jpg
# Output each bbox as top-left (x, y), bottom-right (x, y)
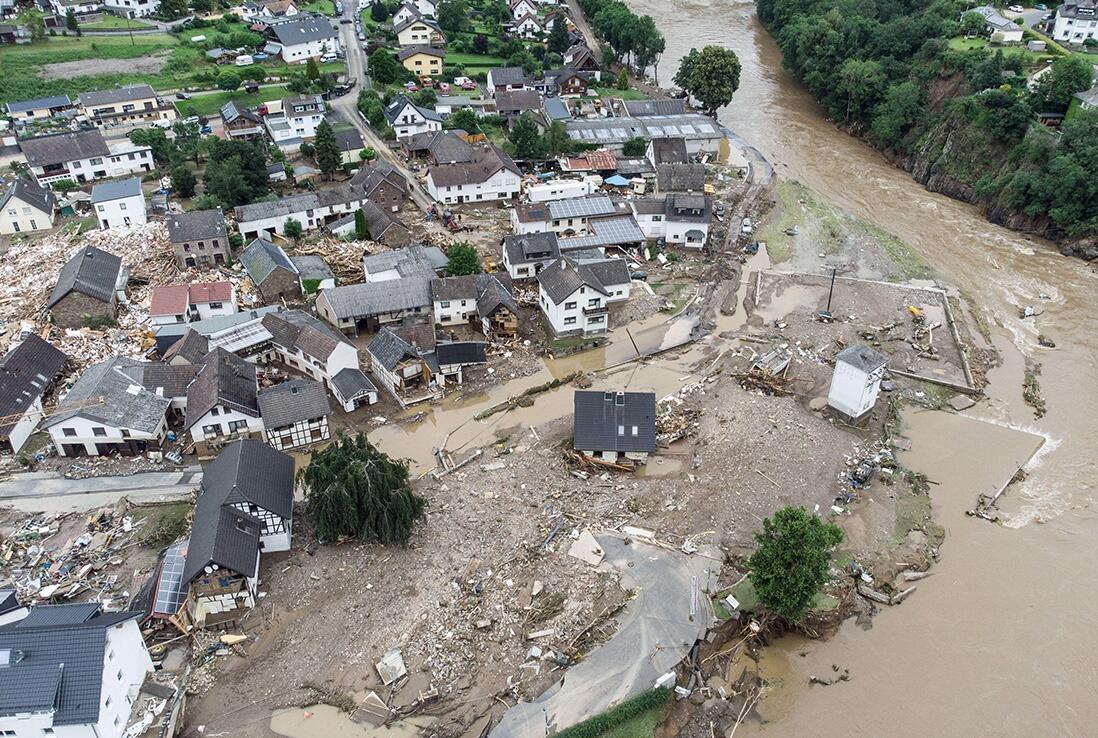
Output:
top-left (680, 124), bottom-right (696, 134)
top-left (153, 539), bottom-right (189, 616)
top-left (612, 128), bottom-right (627, 138)
top-left (699, 124), bottom-right (715, 133)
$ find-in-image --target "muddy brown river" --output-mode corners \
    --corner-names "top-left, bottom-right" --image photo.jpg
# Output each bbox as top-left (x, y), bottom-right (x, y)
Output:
top-left (621, 0), bottom-right (1098, 734)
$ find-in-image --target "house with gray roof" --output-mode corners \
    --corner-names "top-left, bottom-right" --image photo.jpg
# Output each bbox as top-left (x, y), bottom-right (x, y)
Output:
top-left (260, 309), bottom-right (364, 397)
top-left (326, 201), bottom-right (413, 246)
top-left (827, 344), bottom-right (889, 421)
top-left (366, 325), bottom-right (439, 404)
top-left (258, 378), bottom-right (332, 451)
top-left (184, 348), bottom-right (264, 456)
top-left (621, 98), bottom-right (687, 117)
top-left (4, 94), bottom-right (72, 122)
top-left (240, 238), bottom-right (301, 302)
top-left (42, 356), bottom-right (171, 458)
top-left (573, 390), bottom-right (657, 464)
top-left (537, 255), bottom-right (631, 337)
top-left (235, 184), bottom-right (370, 241)
top-left (265, 13), bottom-right (341, 63)
top-left (76, 84), bottom-right (177, 132)
top-left (0, 178), bottom-right (56, 235)
top-left (629, 193), bottom-right (711, 248)
top-left (19, 129), bottom-right (154, 188)
top-left (567, 114), bottom-right (723, 155)
top-left (431, 273), bottom-right (519, 338)
top-left (486, 66), bottom-right (529, 97)
top-left (167, 208), bottom-right (230, 270)
top-left (384, 93), bottom-right (443, 140)
top-left (0, 335), bottom-right (66, 455)
top-left (330, 366), bottom-right (378, 411)
top-left (656, 162), bottom-right (706, 194)
top-left (289, 254), bottom-right (335, 294)
top-left (90, 177), bottom-right (146, 230)
top-left (426, 144), bottom-right (521, 205)
top-left (47, 246), bottom-right (127, 329)
top-left (503, 231), bottom-right (560, 279)
top-left (0, 602), bottom-right (152, 737)
top-left (350, 159), bottom-right (409, 212)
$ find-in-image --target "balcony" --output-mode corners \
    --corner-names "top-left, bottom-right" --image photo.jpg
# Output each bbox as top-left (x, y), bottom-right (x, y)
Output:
top-left (583, 304), bottom-right (608, 316)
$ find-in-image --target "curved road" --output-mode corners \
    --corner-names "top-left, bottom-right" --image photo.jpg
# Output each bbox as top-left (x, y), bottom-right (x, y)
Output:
top-left (329, 5), bottom-right (434, 212)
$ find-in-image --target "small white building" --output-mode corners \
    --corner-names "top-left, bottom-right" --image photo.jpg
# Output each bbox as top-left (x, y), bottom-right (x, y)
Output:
top-left (91, 178), bottom-right (146, 231)
top-left (537, 255), bottom-right (631, 337)
top-left (1, 179), bottom-right (56, 235)
top-left (426, 144), bottom-right (521, 205)
top-left (148, 281), bottom-right (237, 326)
top-left (392, 1), bottom-right (420, 25)
top-left (0, 335), bottom-right (66, 455)
top-left (1052, 0), bottom-right (1098, 43)
top-left (184, 348), bottom-right (265, 455)
top-left (827, 344), bottom-right (889, 420)
top-left (102, 0), bottom-right (160, 18)
top-left (509, 0), bottom-right (536, 18)
top-left (502, 231), bottom-right (561, 280)
top-left (526, 178), bottom-right (598, 203)
top-left (258, 378), bottom-right (332, 451)
top-left (0, 602), bottom-right (153, 738)
top-left (970, 5), bottom-right (1025, 43)
top-left (384, 94), bottom-right (443, 140)
top-left (394, 14), bottom-right (444, 47)
top-left (630, 193), bottom-right (712, 248)
top-left (512, 12), bottom-right (545, 38)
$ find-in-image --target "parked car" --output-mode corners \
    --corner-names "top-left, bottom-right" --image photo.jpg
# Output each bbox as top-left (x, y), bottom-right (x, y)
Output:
top-left (741, 217), bottom-right (753, 234)
top-left (1035, 2), bottom-right (1047, 8)
top-left (320, 52), bottom-right (337, 62)
top-left (1008, 4), bottom-right (1024, 11)
top-left (252, 52), bottom-right (268, 61)
top-left (199, 125), bottom-right (212, 135)
top-left (175, 91), bottom-right (191, 100)
top-left (182, 115), bottom-right (200, 125)
top-left (461, 79), bottom-right (477, 90)
top-left (340, 17), bottom-right (352, 23)
top-left (438, 82), bottom-right (451, 94)
top-left (630, 270), bottom-right (649, 281)
top-left (714, 201), bottom-right (726, 216)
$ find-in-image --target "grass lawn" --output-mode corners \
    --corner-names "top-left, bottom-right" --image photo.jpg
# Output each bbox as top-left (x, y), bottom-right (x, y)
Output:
top-left (176, 84), bottom-right (290, 116)
top-left (593, 86), bottom-right (648, 100)
top-left (719, 578), bottom-right (840, 618)
top-left (446, 52), bottom-right (507, 66)
top-left (79, 15), bottom-right (156, 30)
top-left (597, 705), bottom-right (668, 738)
top-left (301, 0), bottom-right (336, 14)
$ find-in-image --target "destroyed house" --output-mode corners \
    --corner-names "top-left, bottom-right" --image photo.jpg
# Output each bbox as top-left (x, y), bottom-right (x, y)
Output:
top-left (239, 238), bottom-right (301, 302)
top-left (290, 254), bottom-right (335, 294)
top-left (47, 246), bottom-right (126, 329)
top-left (326, 201), bottom-right (412, 247)
top-left (260, 309), bottom-right (362, 395)
top-left (42, 356), bottom-right (171, 459)
top-left (646, 136), bottom-right (688, 166)
top-left (184, 348), bottom-right (264, 454)
top-left (827, 344), bottom-right (889, 421)
top-left (0, 335), bottom-right (66, 455)
top-left (166, 208), bottom-right (230, 270)
top-left (431, 273), bottom-right (519, 338)
top-left (317, 278), bottom-right (432, 335)
top-left (117, 360), bottom-right (200, 419)
top-left (258, 378), bottom-right (331, 450)
top-left (572, 390), bottom-right (656, 464)
top-left (0, 603), bottom-right (152, 738)
top-left (503, 231), bottom-right (561, 279)
top-left (367, 325), bottom-right (437, 404)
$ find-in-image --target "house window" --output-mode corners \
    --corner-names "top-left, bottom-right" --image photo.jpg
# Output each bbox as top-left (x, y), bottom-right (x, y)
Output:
top-left (564, 301), bottom-right (577, 310)
top-left (211, 407), bottom-right (220, 416)
top-left (209, 302), bottom-right (222, 309)
top-left (120, 202), bottom-right (127, 210)
top-left (228, 419), bottom-right (249, 432)
top-left (588, 298), bottom-right (599, 307)
top-left (440, 300), bottom-right (450, 308)
top-left (589, 316), bottom-right (604, 324)
top-left (203, 424), bottom-right (223, 438)
top-left (117, 668), bottom-right (123, 681)
top-left (105, 696), bottom-right (112, 708)
top-left (93, 427), bottom-right (107, 436)
top-left (563, 316), bottom-right (576, 325)
top-left (63, 428), bottom-right (77, 437)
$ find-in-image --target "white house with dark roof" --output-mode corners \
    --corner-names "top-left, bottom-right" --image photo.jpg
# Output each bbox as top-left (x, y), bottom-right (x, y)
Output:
top-left (264, 13), bottom-right (341, 63)
top-left (486, 66), bottom-right (529, 97)
top-left (258, 378), bottom-right (331, 451)
top-left (511, 11), bottom-right (545, 38)
top-left (42, 356), bottom-right (171, 458)
top-left (184, 348), bottom-right (264, 455)
top-left (1, 179), bottom-right (55, 235)
top-left (629, 193), bottom-right (712, 248)
top-left (260, 309), bottom-right (362, 392)
top-left (511, 194), bottom-right (620, 235)
top-left (502, 231), bottom-right (561, 279)
top-left (1054, 0), bottom-right (1098, 42)
top-left (0, 335), bottom-right (66, 455)
top-left (235, 184), bottom-right (369, 241)
top-left (91, 178), bottom-right (146, 230)
top-left (827, 344), bottom-right (889, 420)
top-left (385, 94), bottom-right (443, 139)
top-left (427, 144), bottom-right (521, 205)
top-left (573, 390), bottom-right (656, 465)
top-left (394, 12), bottom-right (444, 47)
top-left (0, 602), bottom-right (152, 738)
top-left (20, 130), bottom-right (154, 188)
top-left (970, 5), bottom-right (1024, 43)
top-left (3, 95), bottom-right (72, 123)
top-left (76, 84), bottom-right (176, 131)
top-left (264, 94), bottom-right (326, 149)
top-left (431, 273), bottom-right (519, 338)
top-left (537, 255), bottom-right (631, 336)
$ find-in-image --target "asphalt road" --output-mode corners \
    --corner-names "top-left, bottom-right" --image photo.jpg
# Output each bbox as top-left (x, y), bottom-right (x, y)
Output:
top-left (490, 533), bottom-right (719, 738)
top-left (0, 467), bottom-right (202, 513)
top-left (330, 4), bottom-right (434, 212)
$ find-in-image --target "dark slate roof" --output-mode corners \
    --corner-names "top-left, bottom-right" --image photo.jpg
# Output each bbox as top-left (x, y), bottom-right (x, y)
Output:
top-left (476, 273), bottom-right (518, 319)
top-left (199, 438), bottom-right (294, 520)
top-left (573, 390), bottom-right (657, 453)
top-left (5, 95), bottom-right (71, 115)
top-left (333, 128), bottom-right (364, 154)
top-left (47, 246), bottom-right (122, 308)
top-left (270, 14), bottom-right (338, 45)
top-left (0, 179), bottom-right (55, 216)
top-left (622, 98), bottom-right (686, 117)
top-left (504, 231), bottom-right (560, 265)
top-left (656, 162), bottom-right (705, 192)
top-left (184, 348), bottom-right (259, 429)
top-left (384, 94), bottom-right (442, 125)
top-left (258, 378), bottom-right (331, 428)
top-left (0, 590), bottom-right (19, 617)
top-left (42, 357), bottom-right (170, 434)
top-left (614, 156), bottom-right (656, 177)
top-left (166, 209), bottom-right (227, 244)
top-left (367, 327), bottom-right (422, 371)
top-left (330, 367), bottom-right (376, 404)
top-left (836, 344), bottom-right (889, 373)
top-left (428, 131), bottom-right (476, 164)
top-left (393, 12), bottom-right (440, 32)
top-left (261, 309), bottom-right (351, 360)
top-left (182, 492), bottom-right (262, 584)
top-left (543, 96), bottom-right (571, 121)
top-left (20, 130), bottom-right (110, 168)
top-left (648, 137), bottom-right (688, 165)
top-left (436, 341), bottom-right (486, 366)
top-left (537, 256), bottom-right (629, 303)
top-left (396, 44), bottom-right (445, 60)
top-left (430, 274), bottom-right (478, 302)
top-left (118, 361), bottom-right (199, 400)
top-left (220, 100), bottom-right (262, 125)
top-left (495, 89), bottom-right (542, 114)
top-left (0, 335), bottom-right (66, 436)
top-left (235, 185), bottom-right (365, 223)
top-left (289, 255), bottom-right (334, 282)
top-left (77, 84), bottom-right (156, 107)
top-left (0, 604), bottom-right (142, 726)
top-left (322, 279), bottom-right (431, 319)
top-left (351, 160), bottom-right (409, 194)
top-left (240, 238), bottom-right (297, 286)
top-left (90, 177), bottom-right (142, 204)
top-left (161, 328), bottom-right (209, 364)
top-left (489, 66), bottom-right (527, 86)
top-left (428, 145), bottom-right (519, 187)
top-left (361, 200), bottom-right (409, 241)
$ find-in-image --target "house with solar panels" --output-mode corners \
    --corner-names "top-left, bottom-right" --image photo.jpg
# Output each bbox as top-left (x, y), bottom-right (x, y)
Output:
top-left (0, 601), bottom-right (152, 738)
top-left (564, 112), bottom-right (724, 155)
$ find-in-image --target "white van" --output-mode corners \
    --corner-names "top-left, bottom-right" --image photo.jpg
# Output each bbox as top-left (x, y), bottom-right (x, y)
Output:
top-left (235, 54), bottom-right (255, 66)
top-left (320, 52), bottom-right (337, 63)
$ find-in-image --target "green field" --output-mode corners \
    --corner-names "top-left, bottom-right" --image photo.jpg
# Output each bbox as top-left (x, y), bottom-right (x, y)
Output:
top-left (301, 0), bottom-right (335, 14)
top-left (446, 52), bottom-right (507, 66)
top-left (593, 86), bottom-right (648, 100)
top-left (175, 84), bottom-right (290, 116)
top-left (79, 15), bottom-right (156, 30)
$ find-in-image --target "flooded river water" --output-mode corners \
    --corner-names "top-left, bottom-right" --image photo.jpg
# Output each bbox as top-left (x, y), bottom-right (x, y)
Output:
top-left (621, 0), bottom-right (1098, 733)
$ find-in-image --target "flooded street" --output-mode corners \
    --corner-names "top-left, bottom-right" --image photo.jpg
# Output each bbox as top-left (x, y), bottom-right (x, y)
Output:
top-left (622, 0), bottom-right (1098, 733)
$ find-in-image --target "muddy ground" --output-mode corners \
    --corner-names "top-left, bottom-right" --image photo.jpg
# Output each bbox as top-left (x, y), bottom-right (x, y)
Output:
top-left (40, 51), bottom-right (172, 80)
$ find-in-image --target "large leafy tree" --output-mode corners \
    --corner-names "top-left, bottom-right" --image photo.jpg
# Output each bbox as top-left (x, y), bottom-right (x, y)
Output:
top-left (171, 165), bottom-right (196, 198)
top-left (837, 58), bottom-right (885, 123)
top-left (547, 15), bottom-right (569, 56)
top-left (449, 107), bottom-right (479, 133)
top-left (673, 45), bottom-right (741, 115)
top-left (203, 139), bottom-right (269, 207)
top-left (1029, 55), bottom-right (1093, 113)
top-left (508, 113), bottom-right (546, 159)
top-left (300, 434), bottom-right (426, 545)
top-left (368, 48), bottom-right (402, 86)
top-left (436, 0), bottom-right (467, 34)
top-left (313, 120), bottom-right (342, 179)
top-left (748, 506), bottom-right (843, 622)
top-left (444, 242), bottom-right (481, 275)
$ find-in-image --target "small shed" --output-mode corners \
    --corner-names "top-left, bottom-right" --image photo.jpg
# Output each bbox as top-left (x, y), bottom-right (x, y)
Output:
top-left (827, 344), bottom-right (888, 421)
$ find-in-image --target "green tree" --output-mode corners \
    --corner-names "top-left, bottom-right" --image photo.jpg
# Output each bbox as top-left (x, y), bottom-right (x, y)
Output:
top-left (26, 12), bottom-right (45, 41)
top-left (508, 113), bottom-right (545, 159)
top-left (622, 137), bottom-right (646, 157)
top-left (547, 15), bottom-right (569, 56)
top-left (354, 208), bottom-right (370, 239)
top-left (158, 0), bottom-right (188, 19)
top-left (203, 139), bottom-right (269, 207)
top-left (300, 433), bottom-right (426, 545)
top-left (436, 0), bottom-right (467, 34)
top-left (1030, 55), bottom-right (1094, 112)
top-left (368, 48), bottom-right (402, 85)
top-left (546, 119), bottom-right (571, 155)
top-left (673, 45), bottom-right (741, 115)
top-left (445, 242), bottom-right (482, 275)
top-left (616, 68), bottom-right (629, 90)
top-left (306, 57), bottom-right (321, 82)
top-left (870, 81), bottom-right (924, 151)
top-left (313, 120), bottom-right (342, 179)
top-left (288, 73), bottom-right (311, 94)
top-left (837, 58), bottom-right (885, 122)
top-left (129, 127), bottom-right (172, 165)
top-left (960, 11), bottom-right (986, 36)
top-left (412, 87), bottom-right (438, 108)
top-left (748, 506), bottom-right (843, 622)
top-left (371, 1), bottom-right (388, 21)
top-left (172, 121), bottom-right (203, 164)
top-left (64, 8), bottom-right (78, 34)
top-left (473, 33), bottom-right (489, 54)
top-left (218, 69), bottom-right (242, 91)
top-left (449, 107), bottom-right (479, 133)
top-left (171, 165), bottom-right (196, 197)
top-left (283, 217), bottom-right (304, 239)
top-left (629, 14), bottom-right (664, 81)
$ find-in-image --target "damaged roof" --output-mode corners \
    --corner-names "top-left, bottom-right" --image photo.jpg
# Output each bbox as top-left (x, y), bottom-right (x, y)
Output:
top-left (836, 344), bottom-right (889, 373)
top-left (262, 308), bottom-right (351, 360)
top-left (240, 238), bottom-right (297, 285)
top-left (47, 246), bottom-right (123, 309)
top-left (42, 356), bottom-right (170, 434)
top-left (0, 336), bottom-right (66, 436)
top-left (184, 348), bottom-right (259, 428)
top-left (504, 231), bottom-right (560, 265)
top-left (166, 208), bottom-right (227, 244)
top-left (573, 390), bottom-right (656, 453)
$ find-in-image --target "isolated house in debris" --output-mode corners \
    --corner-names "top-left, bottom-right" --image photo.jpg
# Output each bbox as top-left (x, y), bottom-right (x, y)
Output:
top-left (47, 246), bottom-right (127, 329)
top-left (1, 178), bottom-right (56, 235)
top-left (90, 178), bottom-right (146, 231)
top-left (184, 348), bottom-right (264, 454)
top-left (166, 208), bottom-right (231, 270)
top-left (258, 378), bottom-right (331, 451)
top-left (367, 325), bottom-right (437, 404)
top-left (240, 238), bottom-right (301, 302)
top-left (0, 602), bottom-right (153, 738)
top-left (149, 281), bottom-right (237, 326)
top-left (431, 273), bottom-right (519, 338)
top-left (572, 390), bottom-right (657, 465)
top-left (827, 344), bottom-right (889, 421)
top-left (0, 335), bottom-right (66, 455)
top-left (183, 439), bottom-right (294, 629)
top-left (42, 356), bottom-right (171, 458)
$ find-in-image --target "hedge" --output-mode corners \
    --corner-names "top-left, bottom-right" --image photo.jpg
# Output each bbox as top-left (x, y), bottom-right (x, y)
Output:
top-left (553, 688), bottom-right (671, 738)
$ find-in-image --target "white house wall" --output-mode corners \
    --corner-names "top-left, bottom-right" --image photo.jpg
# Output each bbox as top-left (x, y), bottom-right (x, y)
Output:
top-left (94, 620), bottom-right (153, 738)
top-left (49, 414), bottom-right (166, 457)
top-left (7, 398), bottom-right (43, 455)
top-left (94, 194), bottom-right (147, 230)
top-left (229, 501), bottom-right (293, 552)
top-left (188, 406), bottom-right (264, 445)
top-left (1, 197), bottom-right (54, 236)
top-left (428, 168), bottom-right (520, 205)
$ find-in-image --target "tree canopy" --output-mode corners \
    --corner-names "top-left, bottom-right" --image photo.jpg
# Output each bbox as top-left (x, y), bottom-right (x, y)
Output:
top-left (674, 46), bottom-right (741, 115)
top-left (313, 120), bottom-right (342, 179)
top-left (202, 139), bottom-right (269, 208)
top-left (300, 434), bottom-right (426, 546)
top-left (445, 242), bottom-right (482, 275)
top-left (508, 113), bottom-right (546, 159)
top-left (748, 506), bottom-right (843, 622)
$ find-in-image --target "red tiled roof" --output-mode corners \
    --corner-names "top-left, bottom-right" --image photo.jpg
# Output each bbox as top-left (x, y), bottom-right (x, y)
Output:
top-left (149, 282), bottom-right (233, 316)
top-left (189, 281), bottom-right (232, 304)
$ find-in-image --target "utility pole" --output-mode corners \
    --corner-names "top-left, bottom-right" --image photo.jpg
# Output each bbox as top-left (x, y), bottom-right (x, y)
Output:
top-left (825, 267), bottom-right (838, 313)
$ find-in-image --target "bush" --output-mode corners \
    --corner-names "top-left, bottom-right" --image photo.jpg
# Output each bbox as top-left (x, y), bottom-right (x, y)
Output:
top-left (140, 504), bottom-right (190, 546)
top-left (554, 689), bottom-right (671, 738)
top-left (82, 315), bottom-right (118, 330)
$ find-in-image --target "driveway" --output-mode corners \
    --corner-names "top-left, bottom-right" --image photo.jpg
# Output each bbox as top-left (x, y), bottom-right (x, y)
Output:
top-left (490, 534), bottom-right (719, 738)
top-left (0, 467), bottom-right (202, 513)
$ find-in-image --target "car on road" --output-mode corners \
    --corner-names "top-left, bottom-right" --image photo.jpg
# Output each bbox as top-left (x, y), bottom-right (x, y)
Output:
top-left (340, 17), bottom-right (352, 23)
top-left (357, 32), bottom-right (365, 40)
top-left (199, 125), bottom-right (212, 135)
top-left (741, 217), bottom-right (753, 234)
top-left (175, 91), bottom-right (191, 100)
top-left (1008, 4), bottom-right (1024, 12)
top-left (630, 270), bottom-right (648, 281)
top-left (1035, 2), bottom-right (1047, 8)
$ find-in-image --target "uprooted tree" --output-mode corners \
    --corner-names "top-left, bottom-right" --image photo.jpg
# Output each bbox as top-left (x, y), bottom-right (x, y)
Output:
top-left (748, 506), bottom-right (843, 622)
top-left (300, 433), bottom-right (426, 546)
